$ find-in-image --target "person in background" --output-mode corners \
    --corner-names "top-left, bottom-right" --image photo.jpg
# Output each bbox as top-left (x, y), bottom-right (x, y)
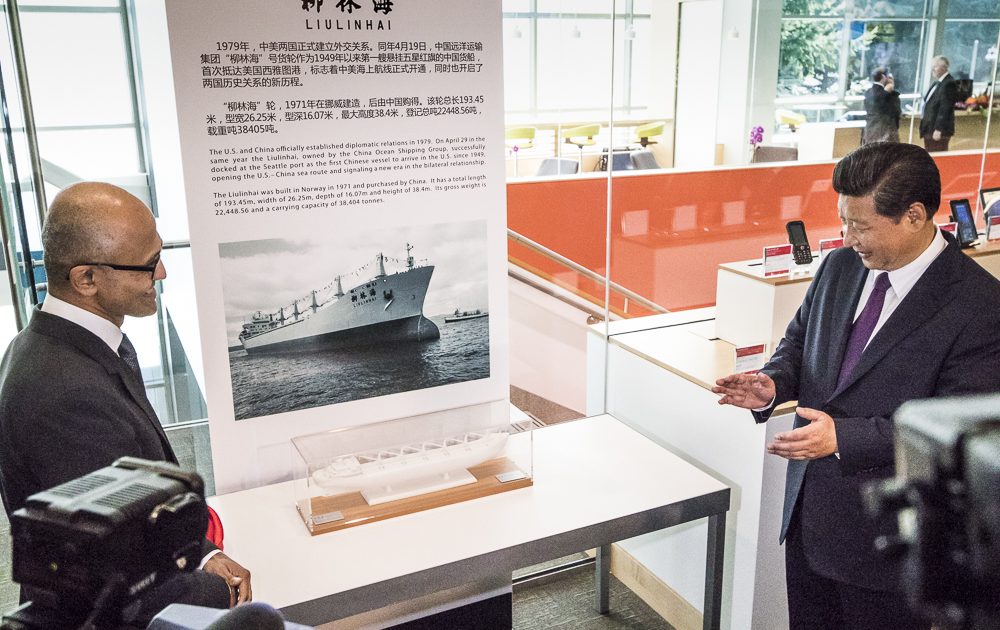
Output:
top-left (0, 182), bottom-right (252, 627)
top-left (920, 55), bottom-right (958, 152)
top-left (863, 67), bottom-right (900, 144)
top-left (712, 143), bottom-right (1000, 630)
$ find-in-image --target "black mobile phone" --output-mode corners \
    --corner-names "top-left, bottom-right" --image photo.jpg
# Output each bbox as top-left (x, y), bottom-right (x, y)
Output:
top-left (949, 199), bottom-right (979, 248)
top-left (786, 220), bottom-right (813, 264)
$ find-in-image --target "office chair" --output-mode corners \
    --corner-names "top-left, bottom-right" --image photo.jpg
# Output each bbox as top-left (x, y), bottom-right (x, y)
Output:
top-left (536, 158), bottom-right (579, 176)
top-left (561, 124), bottom-right (600, 170)
top-left (774, 109), bottom-right (807, 132)
top-left (630, 149), bottom-right (660, 170)
top-left (633, 121), bottom-right (665, 148)
top-left (751, 145), bottom-right (798, 163)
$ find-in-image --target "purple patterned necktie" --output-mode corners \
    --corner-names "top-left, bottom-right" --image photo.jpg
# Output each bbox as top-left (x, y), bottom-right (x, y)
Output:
top-left (836, 272), bottom-right (892, 389)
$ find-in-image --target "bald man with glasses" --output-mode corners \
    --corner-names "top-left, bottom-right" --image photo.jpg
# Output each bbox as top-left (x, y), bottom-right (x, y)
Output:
top-left (0, 183), bottom-right (251, 627)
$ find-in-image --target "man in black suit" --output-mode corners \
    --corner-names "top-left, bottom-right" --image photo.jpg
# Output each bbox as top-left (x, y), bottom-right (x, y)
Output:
top-left (862, 67), bottom-right (900, 144)
top-left (920, 55), bottom-right (958, 152)
top-left (0, 183), bottom-right (252, 625)
top-left (713, 143), bottom-right (1000, 630)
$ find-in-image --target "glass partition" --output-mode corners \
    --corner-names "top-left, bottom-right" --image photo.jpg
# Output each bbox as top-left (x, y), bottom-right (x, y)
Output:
top-left (503, 0), bottom-right (613, 424)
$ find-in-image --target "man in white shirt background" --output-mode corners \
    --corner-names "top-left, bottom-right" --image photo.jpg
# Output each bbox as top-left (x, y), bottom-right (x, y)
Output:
top-left (713, 142), bottom-right (1000, 629)
top-left (0, 182), bottom-right (251, 627)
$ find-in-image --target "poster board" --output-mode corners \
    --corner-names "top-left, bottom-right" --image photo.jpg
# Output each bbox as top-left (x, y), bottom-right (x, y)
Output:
top-left (165, 0), bottom-right (508, 492)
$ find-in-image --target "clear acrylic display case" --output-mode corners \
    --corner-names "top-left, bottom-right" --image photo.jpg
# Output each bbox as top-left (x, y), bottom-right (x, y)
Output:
top-left (291, 402), bottom-right (533, 534)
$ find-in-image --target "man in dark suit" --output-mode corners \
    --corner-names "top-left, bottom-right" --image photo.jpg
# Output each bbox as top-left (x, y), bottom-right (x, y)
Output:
top-left (0, 183), bottom-right (252, 626)
top-left (713, 143), bottom-right (1000, 630)
top-left (920, 55), bottom-right (958, 152)
top-left (863, 67), bottom-right (900, 144)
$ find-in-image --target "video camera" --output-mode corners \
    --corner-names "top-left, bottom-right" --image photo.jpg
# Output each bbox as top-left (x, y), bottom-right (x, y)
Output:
top-left (866, 394), bottom-right (1000, 630)
top-left (2, 457), bottom-right (208, 630)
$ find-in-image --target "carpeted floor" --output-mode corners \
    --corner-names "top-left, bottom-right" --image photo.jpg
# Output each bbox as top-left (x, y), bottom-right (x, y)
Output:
top-left (514, 556), bottom-right (673, 630)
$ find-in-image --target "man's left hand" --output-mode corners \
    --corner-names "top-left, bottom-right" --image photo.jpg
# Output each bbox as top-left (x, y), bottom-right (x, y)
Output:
top-left (766, 407), bottom-right (838, 461)
top-left (203, 552), bottom-right (252, 607)
top-left (932, 130), bottom-right (942, 141)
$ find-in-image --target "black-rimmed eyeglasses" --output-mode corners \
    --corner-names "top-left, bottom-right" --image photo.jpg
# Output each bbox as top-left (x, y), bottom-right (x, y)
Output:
top-left (69, 254), bottom-right (161, 280)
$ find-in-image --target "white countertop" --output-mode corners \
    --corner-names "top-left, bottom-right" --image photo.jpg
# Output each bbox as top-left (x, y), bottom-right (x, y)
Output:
top-left (208, 414), bottom-right (729, 622)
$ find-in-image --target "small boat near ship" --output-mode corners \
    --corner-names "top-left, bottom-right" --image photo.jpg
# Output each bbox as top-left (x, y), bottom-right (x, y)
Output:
top-left (444, 308), bottom-right (488, 323)
top-left (237, 244), bottom-right (439, 354)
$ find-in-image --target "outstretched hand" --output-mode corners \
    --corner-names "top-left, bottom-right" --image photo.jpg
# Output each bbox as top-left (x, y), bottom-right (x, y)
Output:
top-left (203, 552), bottom-right (252, 607)
top-left (712, 372), bottom-right (776, 410)
top-left (766, 407), bottom-right (838, 460)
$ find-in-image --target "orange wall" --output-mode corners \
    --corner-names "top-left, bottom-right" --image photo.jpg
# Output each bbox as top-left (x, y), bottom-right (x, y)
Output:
top-left (508, 151), bottom-right (1000, 314)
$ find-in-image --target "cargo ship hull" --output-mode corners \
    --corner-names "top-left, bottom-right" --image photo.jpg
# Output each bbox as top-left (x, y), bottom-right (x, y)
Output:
top-left (241, 265), bottom-right (439, 355)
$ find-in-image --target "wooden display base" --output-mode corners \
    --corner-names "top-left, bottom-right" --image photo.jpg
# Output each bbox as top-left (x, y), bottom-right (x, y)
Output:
top-left (298, 457), bottom-right (533, 535)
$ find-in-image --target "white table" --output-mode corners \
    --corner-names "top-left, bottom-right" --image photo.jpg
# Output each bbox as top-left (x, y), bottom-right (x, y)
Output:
top-left (208, 415), bottom-right (731, 628)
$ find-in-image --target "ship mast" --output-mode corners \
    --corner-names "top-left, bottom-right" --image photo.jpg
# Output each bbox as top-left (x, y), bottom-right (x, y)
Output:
top-left (293, 300), bottom-right (300, 321)
top-left (279, 306), bottom-right (285, 323)
top-left (406, 243), bottom-right (414, 269)
top-left (376, 252), bottom-right (386, 278)
top-left (310, 290), bottom-right (319, 313)
top-left (335, 275), bottom-right (344, 297)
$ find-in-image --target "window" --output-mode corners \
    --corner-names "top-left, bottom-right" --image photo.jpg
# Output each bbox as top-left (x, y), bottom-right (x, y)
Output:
top-left (776, 0), bottom-right (1000, 122)
top-left (503, 1), bottom-right (653, 120)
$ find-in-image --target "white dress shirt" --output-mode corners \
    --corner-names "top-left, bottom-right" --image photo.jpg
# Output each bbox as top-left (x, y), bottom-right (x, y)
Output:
top-left (41, 293), bottom-right (124, 353)
top-left (851, 227), bottom-right (947, 350)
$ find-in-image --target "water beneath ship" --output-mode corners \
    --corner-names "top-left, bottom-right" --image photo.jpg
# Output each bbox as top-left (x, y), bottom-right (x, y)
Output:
top-left (228, 315), bottom-right (490, 420)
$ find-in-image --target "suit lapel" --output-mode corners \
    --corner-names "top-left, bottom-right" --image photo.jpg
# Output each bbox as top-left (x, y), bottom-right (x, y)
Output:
top-left (823, 258), bottom-right (868, 399)
top-left (829, 242), bottom-right (959, 398)
top-left (924, 81), bottom-right (937, 102)
top-left (28, 309), bottom-right (177, 462)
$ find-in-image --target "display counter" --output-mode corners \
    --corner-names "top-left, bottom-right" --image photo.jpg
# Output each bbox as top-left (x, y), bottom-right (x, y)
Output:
top-left (588, 310), bottom-right (793, 630)
top-left (208, 414), bottom-right (730, 628)
top-left (716, 237), bottom-right (1000, 351)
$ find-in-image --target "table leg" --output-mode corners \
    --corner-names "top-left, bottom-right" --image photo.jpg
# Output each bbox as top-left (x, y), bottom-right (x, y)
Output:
top-left (595, 543), bottom-right (611, 614)
top-left (703, 512), bottom-right (727, 630)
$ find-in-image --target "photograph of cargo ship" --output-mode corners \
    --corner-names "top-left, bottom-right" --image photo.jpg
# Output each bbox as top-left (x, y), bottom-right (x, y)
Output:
top-left (219, 220), bottom-right (490, 420)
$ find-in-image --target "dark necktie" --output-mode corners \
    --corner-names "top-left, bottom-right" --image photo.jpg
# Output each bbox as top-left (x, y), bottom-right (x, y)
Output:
top-left (118, 333), bottom-right (143, 383)
top-left (837, 273), bottom-right (892, 389)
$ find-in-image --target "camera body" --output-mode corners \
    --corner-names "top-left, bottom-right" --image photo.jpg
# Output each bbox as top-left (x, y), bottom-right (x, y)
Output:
top-left (4, 457), bottom-right (207, 629)
top-left (867, 394), bottom-right (1000, 629)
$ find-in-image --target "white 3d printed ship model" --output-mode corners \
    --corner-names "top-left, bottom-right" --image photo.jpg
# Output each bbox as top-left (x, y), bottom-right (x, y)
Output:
top-left (311, 430), bottom-right (508, 504)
